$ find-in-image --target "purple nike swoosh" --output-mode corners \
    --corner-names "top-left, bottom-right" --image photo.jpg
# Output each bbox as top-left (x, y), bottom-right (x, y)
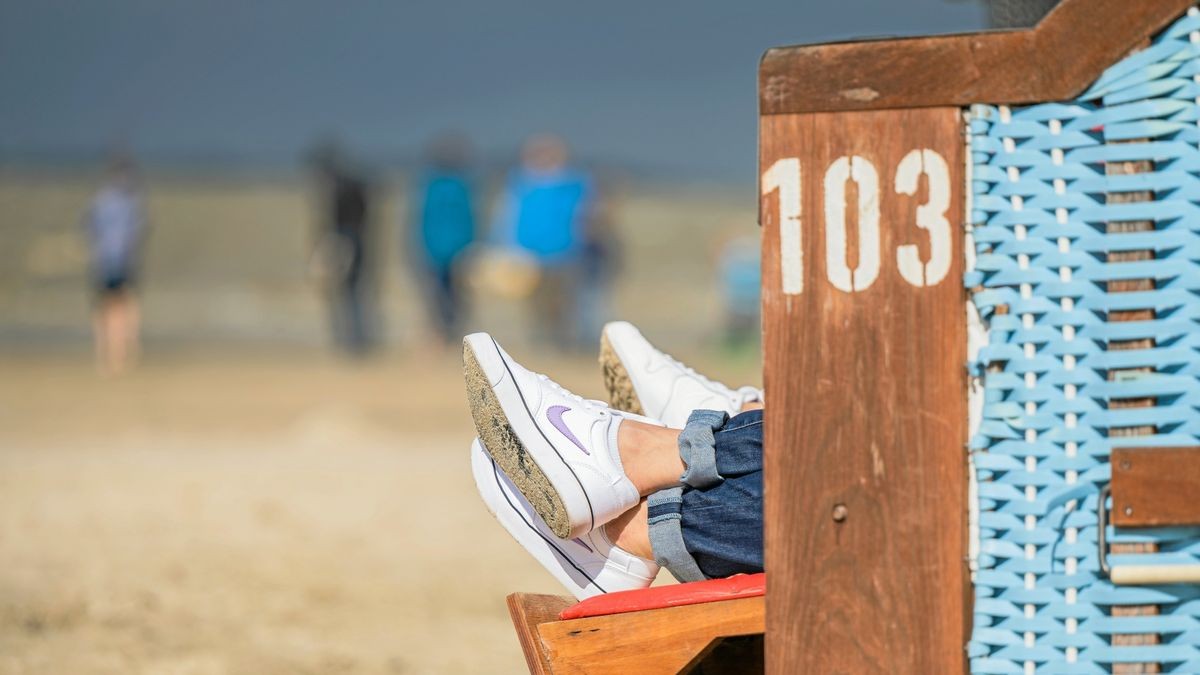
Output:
top-left (546, 405), bottom-right (590, 455)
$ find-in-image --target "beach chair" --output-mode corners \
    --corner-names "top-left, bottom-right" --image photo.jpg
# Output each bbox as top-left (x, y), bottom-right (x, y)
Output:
top-left (759, 0), bottom-right (1200, 671)
top-left (505, 0), bottom-right (1200, 671)
top-left (507, 574), bottom-right (764, 674)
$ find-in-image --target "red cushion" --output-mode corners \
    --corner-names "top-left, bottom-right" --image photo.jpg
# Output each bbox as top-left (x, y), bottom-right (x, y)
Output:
top-left (558, 573), bottom-right (766, 620)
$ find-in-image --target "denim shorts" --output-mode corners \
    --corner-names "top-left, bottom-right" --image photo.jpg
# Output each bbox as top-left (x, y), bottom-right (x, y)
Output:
top-left (647, 409), bottom-right (764, 581)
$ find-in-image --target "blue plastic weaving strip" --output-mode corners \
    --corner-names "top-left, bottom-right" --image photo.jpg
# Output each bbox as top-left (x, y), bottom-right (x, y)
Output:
top-left (967, 7), bottom-right (1200, 673)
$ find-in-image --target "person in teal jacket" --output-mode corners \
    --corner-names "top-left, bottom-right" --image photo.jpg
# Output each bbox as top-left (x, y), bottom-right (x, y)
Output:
top-left (409, 135), bottom-right (477, 345)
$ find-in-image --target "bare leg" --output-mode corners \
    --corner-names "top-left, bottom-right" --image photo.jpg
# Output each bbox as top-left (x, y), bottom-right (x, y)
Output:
top-left (124, 294), bottom-right (141, 369)
top-left (610, 405), bottom-right (762, 561)
top-left (617, 420), bottom-right (686, 497)
top-left (96, 296), bottom-right (126, 375)
top-left (617, 401), bottom-right (762, 495)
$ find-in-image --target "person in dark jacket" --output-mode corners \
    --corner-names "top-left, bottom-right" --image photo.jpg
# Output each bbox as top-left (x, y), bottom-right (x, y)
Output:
top-left (312, 144), bottom-right (375, 355)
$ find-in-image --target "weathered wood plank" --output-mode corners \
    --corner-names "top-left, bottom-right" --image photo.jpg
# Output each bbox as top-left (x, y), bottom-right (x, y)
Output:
top-left (759, 107), bottom-right (968, 673)
top-left (507, 593), bottom-right (573, 675)
top-left (759, 0), bottom-right (1192, 114)
top-left (536, 596), bottom-right (765, 675)
top-left (1112, 447), bottom-right (1200, 528)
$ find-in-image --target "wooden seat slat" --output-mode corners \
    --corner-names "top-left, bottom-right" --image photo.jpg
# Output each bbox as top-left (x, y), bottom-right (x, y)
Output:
top-left (507, 590), bottom-right (764, 674)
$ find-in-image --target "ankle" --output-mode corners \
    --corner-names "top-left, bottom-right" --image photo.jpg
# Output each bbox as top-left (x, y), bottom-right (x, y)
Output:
top-left (617, 420), bottom-right (686, 496)
top-left (604, 501), bottom-right (654, 560)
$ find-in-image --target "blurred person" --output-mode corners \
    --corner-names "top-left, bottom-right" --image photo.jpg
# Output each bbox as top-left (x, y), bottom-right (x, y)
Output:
top-left (83, 154), bottom-right (146, 376)
top-left (310, 143), bottom-right (376, 356)
top-left (576, 180), bottom-right (622, 351)
top-left (407, 134), bottom-right (477, 347)
top-left (464, 322), bottom-right (764, 600)
top-left (716, 233), bottom-right (761, 349)
top-left (492, 135), bottom-right (593, 350)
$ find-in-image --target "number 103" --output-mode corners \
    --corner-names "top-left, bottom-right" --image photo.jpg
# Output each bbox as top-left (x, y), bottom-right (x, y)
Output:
top-left (761, 149), bottom-right (952, 295)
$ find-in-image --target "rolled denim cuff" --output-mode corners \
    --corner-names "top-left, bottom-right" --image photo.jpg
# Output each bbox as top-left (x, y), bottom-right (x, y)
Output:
top-left (646, 487), bottom-right (707, 582)
top-left (678, 409), bottom-right (728, 489)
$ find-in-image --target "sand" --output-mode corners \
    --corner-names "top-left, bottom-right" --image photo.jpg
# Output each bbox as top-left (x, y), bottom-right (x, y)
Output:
top-left (0, 347), bottom-right (757, 674)
top-left (0, 171), bottom-right (760, 673)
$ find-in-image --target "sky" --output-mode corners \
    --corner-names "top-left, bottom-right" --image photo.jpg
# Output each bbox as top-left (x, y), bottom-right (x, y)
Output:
top-left (0, 1), bottom-right (988, 183)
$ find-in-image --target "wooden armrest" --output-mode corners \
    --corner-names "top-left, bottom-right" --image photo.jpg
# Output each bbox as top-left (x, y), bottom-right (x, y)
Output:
top-left (508, 594), bottom-right (575, 675)
top-left (507, 592), bottom-right (764, 674)
top-left (1111, 447), bottom-right (1200, 527)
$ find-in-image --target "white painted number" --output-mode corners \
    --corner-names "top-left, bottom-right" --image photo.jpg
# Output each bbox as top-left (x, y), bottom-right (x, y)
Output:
top-left (761, 158), bottom-right (802, 294)
top-left (894, 149), bottom-right (951, 288)
top-left (762, 148), bottom-right (952, 294)
top-left (823, 156), bottom-right (881, 292)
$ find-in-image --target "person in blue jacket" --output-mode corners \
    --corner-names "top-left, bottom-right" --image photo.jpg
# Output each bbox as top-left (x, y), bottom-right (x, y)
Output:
top-left (409, 134), bottom-right (477, 346)
top-left (492, 135), bottom-right (593, 350)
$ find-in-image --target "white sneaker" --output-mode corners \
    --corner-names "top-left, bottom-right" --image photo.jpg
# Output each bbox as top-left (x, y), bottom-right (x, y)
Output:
top-left (463, 332), bottom-right (640, 539)
top-left (471, 439), bottom-right (658, 600)
top-left (600, 321), bottom-right (762, 429)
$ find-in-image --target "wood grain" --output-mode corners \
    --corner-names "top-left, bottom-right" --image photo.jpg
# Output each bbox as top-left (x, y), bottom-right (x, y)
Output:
top-left (759, 0), bottom-right (1192, 114)
top-left (759, 107), bottom-right (968, 673)
top-left (1112, 447), bottom-right (1200, 527)
top-left (507, 593), bottom-right (574, 675)
top-left (1106, 143), bottom-right (1161, 674)
top-left (536, 595), bottom-right (765, 675)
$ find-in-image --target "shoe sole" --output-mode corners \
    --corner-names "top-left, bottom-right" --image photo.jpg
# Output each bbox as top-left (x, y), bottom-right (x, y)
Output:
top-left (470, 441), bottom-right (606, 600)
top-left (599, 331), bottom-right (645, 416)
top-left (463, 336), bottom-right (580, 539)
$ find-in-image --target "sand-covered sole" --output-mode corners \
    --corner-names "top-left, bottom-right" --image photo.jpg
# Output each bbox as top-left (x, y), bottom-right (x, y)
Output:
top-left (599, 332), bottom-right (644, 416)
top-left (463, 338), bottom-right (572, 539)
top-left (470, 441), bottom-right (604, 600)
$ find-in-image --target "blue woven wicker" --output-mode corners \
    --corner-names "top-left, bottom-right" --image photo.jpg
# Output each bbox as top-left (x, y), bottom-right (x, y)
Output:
top-left (967, 8), bottom-right (1200, 674)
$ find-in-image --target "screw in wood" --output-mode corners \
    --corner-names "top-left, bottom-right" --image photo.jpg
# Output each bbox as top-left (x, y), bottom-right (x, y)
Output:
top-left (832, 504), bottom-right (848, 523)
top-left (1124, 505), bottom-right (1134, 516)
top-left (1119, 459), bottom-right (1131, 471)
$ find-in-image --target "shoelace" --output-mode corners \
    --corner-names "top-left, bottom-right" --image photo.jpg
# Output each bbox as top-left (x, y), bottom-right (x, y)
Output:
top-left (658, 351), bottom-right (722, 390)
top-left (657, 351), bottom-right (761, 408)
top-left (537, 374), bottom-right (608, 415)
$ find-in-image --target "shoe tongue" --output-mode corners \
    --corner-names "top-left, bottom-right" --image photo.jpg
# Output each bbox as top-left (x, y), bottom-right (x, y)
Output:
top-left (735, 385), bottom-right (763, 404)
top-left (611, 409), bottom-right (666, 427)
top-left (606, 415), bottom-right (625, 472)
